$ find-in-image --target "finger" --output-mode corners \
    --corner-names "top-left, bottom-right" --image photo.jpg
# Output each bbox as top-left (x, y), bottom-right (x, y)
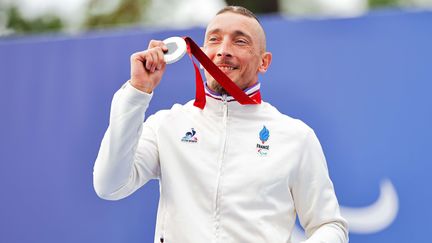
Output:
top-left (155, 47), bottom-right (166, 70)
top-left (148, 51), bottom-right (160, 72)
top-left (161, 43), bottom-right (168, 53)
top-left (151, 47), bottom-right (166, 71)
top-left (130, 51), bottom-right (148, 74)
top-left (145, 52), bottom-right (154, 71)
top-left (149, 39), bottom-right (168, 53)
top-left (148, 40), bottom-right (163, 49)
top-left (131, 51), bottom-right (145, 63)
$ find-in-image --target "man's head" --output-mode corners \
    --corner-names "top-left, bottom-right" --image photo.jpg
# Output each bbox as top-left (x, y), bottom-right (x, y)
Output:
top-left (203, 6), bottom-right (272, 94)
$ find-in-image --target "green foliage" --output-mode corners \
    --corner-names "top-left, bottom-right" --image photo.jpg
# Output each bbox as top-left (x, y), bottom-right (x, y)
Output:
top-left (6, 6), bottom-right (63, 34)
top-left (2, 0), bottom-right (422, 36)
top-left (2, 0), bottom-right (150, 35)
top-left (225, 0), bottom-right (279, 14)
top-left (84, 0), bottom-right (149, 29)
top-left (369, 0), bottom-right (401, 8)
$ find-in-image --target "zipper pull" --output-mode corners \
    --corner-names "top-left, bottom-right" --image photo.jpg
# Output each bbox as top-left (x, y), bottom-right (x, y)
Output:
top-left (221, 94), bottom-right (228, 124)
top-left (222, 94), bottom-right (227, 104)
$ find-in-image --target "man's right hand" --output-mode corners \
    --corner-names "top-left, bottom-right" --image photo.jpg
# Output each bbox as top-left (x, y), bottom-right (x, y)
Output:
top-left (129, 40), bottom-right (168, 93)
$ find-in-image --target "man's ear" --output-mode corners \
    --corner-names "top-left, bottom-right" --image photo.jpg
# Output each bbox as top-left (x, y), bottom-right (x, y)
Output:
top-left (258, 52), bottom-right (272, 74)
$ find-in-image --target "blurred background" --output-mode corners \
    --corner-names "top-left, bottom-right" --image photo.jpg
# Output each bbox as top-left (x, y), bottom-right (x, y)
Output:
top-left (1, 1), bottom-right (431, 243)
top-left (1, 0), bottom-right (432, 36)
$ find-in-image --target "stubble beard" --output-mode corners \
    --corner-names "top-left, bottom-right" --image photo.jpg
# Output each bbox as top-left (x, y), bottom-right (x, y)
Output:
top-left (208, 81), bottom-right (228, 95)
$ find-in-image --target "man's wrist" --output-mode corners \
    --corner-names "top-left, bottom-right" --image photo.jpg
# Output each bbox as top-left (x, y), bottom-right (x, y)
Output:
top-left (129, 79), bottom-right (153, 94)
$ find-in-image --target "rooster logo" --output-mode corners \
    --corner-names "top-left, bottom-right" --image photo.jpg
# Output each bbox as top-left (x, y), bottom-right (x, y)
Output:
top-left (181, 128), bottom-right (198, 143)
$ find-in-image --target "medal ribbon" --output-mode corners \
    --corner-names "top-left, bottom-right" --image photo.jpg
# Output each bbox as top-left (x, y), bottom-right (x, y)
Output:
top-left (183, 37), bottom-right (260, 109)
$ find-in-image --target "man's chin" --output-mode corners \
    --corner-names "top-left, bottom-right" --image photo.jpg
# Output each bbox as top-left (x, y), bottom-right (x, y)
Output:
top-left (208, 82), bottom-right (228, 95)
top-left (208, 75), bottom-right (241, 95)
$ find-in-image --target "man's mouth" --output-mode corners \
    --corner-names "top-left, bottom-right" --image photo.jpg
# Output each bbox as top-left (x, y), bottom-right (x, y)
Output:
top-left (219, 66), bottom-right (235, 71)
top-left (217, 64), bottom-right (238, 71)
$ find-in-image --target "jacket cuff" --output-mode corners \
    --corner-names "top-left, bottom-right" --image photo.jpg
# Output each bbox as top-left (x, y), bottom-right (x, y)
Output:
top-left (120, 81), bottom-right (153, 106)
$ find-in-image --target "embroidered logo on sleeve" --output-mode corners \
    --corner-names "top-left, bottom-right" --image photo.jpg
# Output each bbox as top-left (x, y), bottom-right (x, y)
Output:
top-left (257, 126), bottom-right (270, 156)
top-left (181, 128), bottom-right (198, 143)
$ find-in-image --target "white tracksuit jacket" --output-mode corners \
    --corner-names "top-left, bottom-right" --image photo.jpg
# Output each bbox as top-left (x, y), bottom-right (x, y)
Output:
top-left (93, 81), bottom-right (348, 243)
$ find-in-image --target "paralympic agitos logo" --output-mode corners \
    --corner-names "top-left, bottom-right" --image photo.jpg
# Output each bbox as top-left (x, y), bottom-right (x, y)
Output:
top-left (291, 179), bottom-right (399, 242)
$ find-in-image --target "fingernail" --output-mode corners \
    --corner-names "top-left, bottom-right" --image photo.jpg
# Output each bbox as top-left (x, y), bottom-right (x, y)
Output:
top-left (157, 64), bottom-right (162, 70)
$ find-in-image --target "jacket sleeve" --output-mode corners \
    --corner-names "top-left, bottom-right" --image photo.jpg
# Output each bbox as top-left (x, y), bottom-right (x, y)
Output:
top-left (292, 129), bottom-right (349, 243)
top-left (93, 81), bottom-right (161, 200)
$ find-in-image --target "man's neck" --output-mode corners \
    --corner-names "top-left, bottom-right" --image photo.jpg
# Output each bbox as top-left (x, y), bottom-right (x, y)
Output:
top-left (205, 81), bottom-right (259, 95)
top-left (204, 82), bottom-right (262, 103)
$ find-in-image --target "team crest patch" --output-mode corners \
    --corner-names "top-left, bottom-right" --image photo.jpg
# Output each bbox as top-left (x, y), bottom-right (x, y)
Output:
top-left (181, 128), bottom-right (198, 143)
top-left (257, 126), bottom-right (270, 156)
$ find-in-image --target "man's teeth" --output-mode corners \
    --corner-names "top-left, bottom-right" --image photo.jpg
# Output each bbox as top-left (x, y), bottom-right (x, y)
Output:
top-left (219, 66), bottom-right (235, 70)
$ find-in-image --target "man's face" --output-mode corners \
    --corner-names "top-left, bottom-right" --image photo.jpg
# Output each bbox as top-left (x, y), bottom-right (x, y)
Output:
top-left (203, 12), bottom-right (270, 94)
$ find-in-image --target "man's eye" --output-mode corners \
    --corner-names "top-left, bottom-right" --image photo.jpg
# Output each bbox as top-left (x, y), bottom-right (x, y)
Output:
top-left (208, 37), bottom-right (218, 42)
top-left (235, 39), bottom-right (248, 45)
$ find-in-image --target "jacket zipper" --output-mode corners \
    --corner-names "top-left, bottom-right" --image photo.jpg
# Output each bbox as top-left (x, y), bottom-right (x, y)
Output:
top-left (161, 97), bottom-right (229, 243)
top-left (213, 95), bottom-right (229, 241)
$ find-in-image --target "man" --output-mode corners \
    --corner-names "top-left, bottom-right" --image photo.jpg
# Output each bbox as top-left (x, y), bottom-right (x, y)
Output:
top-left (93, 6), bottom-right (348, 243)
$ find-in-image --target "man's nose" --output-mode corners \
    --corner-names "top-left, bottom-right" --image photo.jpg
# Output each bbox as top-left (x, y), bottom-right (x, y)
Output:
top-left (217, 40), bottom-right (233, 57)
